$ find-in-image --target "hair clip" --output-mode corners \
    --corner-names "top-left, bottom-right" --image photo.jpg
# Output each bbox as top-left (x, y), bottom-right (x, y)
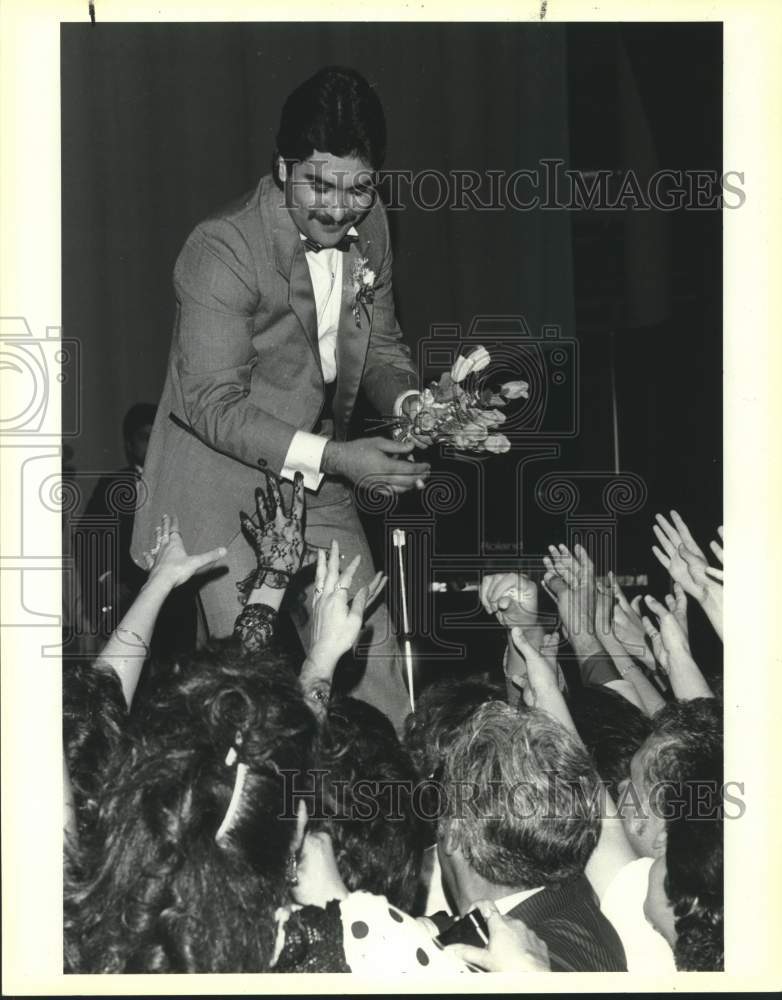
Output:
top-left (216, 762), bottom-right (249, 844)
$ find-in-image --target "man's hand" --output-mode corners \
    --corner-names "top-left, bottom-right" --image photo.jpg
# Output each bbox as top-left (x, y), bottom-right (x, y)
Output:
top-left (322, 437), bottom-right (430, 494)
top-left (446, 900), bottom-right (550, 972)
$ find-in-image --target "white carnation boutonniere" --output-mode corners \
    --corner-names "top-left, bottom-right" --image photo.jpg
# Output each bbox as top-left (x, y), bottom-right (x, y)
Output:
top-left (351, 256), bottom-right (376, 327)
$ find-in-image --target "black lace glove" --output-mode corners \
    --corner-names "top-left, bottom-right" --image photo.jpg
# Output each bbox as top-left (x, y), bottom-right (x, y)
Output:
top-left (236, 471), bottom-right (319, 604)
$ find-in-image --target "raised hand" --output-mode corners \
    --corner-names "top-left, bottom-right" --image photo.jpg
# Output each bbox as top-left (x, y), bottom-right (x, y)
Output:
top-left (480, 571), bottom-right (542, 630)
top-left (542, 543), bottom-right (598, 649)
top-left (237, 471), bottom-right (317, 602)
top-left (609, 573), bottom-right (655, 666)
top-left (509, 626), bottom-right (562, 709)
top-left (641, 593), bottom-right (713, 699)
top-left (142, 513), bottom-right (226, 591)
top-left (641, 594), bottom-right (693, 675)
top-left (309, 540), bottom-right (387, 669)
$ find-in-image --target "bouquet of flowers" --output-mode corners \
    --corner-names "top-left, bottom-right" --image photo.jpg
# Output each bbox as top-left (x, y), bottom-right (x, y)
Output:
top-left (393, 345), bottom-right (528, 454)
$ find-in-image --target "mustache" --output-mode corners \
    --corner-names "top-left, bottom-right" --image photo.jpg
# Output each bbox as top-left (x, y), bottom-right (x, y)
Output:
top-left (309, 211), bottom-right (358, 226)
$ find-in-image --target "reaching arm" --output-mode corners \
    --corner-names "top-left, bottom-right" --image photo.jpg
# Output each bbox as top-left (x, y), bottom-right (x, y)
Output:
top-left (509, 626), bottom-right (638, 900)
top-left (651, 511), bottom-right (723, 640)
top-left (642, 594), bottom-right (714, 700)
top-left (299, 541), bottom-right (386, 719)
top-left (97, 514), bottom-right (225, 708)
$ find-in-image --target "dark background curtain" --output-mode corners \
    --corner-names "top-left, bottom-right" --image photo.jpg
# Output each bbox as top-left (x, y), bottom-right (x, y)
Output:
top-left (62, 22), bottom-right (721, 593)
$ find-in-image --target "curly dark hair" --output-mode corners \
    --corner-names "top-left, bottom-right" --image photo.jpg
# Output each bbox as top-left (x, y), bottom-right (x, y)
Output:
top-left (65, 640), bottom-right (318, 973)
top-left (274, 65), bottom-right (386, 182)
top-left (665, 813), bottom-right (723, 970)
top-left (63, 660), bottom-right (127, 847)
top-left (316, 697), bottom-right (426, 912)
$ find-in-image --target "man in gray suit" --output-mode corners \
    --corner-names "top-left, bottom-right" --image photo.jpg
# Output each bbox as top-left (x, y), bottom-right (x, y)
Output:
top-left (131, 67), bottom-right (430, 729)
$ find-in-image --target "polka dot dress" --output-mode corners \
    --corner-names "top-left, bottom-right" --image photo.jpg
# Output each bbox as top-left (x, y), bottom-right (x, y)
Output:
top-left (339, 891), bottom-right (472, 974)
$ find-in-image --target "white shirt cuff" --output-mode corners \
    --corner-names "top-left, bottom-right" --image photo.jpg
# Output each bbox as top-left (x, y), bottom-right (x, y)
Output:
top-left (394, 389), bottom-right (421, 417)
top-left (280, 430), bottom-right (328, 491)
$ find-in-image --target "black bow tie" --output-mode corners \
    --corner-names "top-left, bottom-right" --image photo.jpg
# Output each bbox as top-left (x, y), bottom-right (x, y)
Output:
top-left (301, 232), bottom-right (358, 254)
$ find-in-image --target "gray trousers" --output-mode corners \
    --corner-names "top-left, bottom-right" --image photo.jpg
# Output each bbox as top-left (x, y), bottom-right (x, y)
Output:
top-left (196, 476), bottom-right (412, 734)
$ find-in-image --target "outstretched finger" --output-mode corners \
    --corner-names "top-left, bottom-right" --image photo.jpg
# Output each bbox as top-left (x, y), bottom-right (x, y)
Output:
top-left (574, 543), bottom-right (595, 578)
top-left (187, 545), bottom-right (228, 577)
top-left (709, 539), bottom-right (723, 565)
top-left (655, 512), bottom-right (682, 548)
top-left (314, 548), bottom-right (327, 596)
top-left (349, 586), bottom-right (369, 623)
top-left (239, 510), bottom-right (258, 543)
top-left (337, 554), bottom-right (362, 593)
top-left (254, 485), bottom-right (271, 523)
top-left (266, 474), bottom-right (285, 522)
top-left (653, 523), bottom-right (677, 558)
top-left (670, 510), bottom-right (701, 553)
top-left (705, 566), bottom-right (724, 582)
top-left (291, 471), bottom-right (306, 523)
top-left (643, 594), bottom-right (668, 620)
top-left (365, 571), bottom-right (387, 607)
top-left (651, 544), bottom-right (671, 571)
top-left (142, 550), bottom-right (154, 571)
top-left (324, 539), bottom-right (341, 592)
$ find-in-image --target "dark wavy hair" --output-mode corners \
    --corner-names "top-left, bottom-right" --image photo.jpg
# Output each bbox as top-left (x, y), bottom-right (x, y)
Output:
top-left (316, 697), bottom-right (426, 912)
top-left (274, 65), bottom-right (386, 183)
top-left (439, 703), bottom-right (601, 890)
top-left (665, 813), bottom-right (723, 970)
top-left (568, 685), bottom-right (653, 802)
top-left (65, 640), bottom-right (318, 973)
top-left (63, 661), bottom-right (127, 848)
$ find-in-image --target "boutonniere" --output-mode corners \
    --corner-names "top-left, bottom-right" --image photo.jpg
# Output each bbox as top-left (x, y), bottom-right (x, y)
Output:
top-left (351, 256), bottom-right (376, 327)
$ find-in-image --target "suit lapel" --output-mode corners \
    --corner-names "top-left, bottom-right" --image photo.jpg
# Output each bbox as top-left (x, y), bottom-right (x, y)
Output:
top-left (334, 243), bottom-right (373, 436)
top-left (261, 177), bottom-right (323, 377)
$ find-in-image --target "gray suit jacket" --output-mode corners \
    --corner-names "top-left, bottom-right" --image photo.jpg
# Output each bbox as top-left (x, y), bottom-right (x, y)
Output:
top-left (131, 175), bottom-right (418, 562)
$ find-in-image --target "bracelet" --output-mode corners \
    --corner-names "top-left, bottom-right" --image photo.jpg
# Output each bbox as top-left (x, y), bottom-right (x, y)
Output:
top-left (234, 603), bottom-right (278, 653)
top-left (115, 626), bottom-right (150, 657)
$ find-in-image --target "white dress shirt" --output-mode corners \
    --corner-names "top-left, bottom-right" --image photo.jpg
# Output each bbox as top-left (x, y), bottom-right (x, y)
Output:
top-left (279, 227), bottom-right (418, 491)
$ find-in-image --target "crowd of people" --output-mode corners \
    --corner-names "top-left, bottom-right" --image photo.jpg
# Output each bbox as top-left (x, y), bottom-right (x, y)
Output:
top-left (63, 471), bottom-right (724, 975)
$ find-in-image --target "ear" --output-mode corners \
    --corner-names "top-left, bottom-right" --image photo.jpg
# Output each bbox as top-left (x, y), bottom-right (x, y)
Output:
top-left (277, 156), bottom-right (288, 184)
top-left (291, 798), bottom-right (308, 853)
top-left (650, 818), bottom-right (668, 859)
